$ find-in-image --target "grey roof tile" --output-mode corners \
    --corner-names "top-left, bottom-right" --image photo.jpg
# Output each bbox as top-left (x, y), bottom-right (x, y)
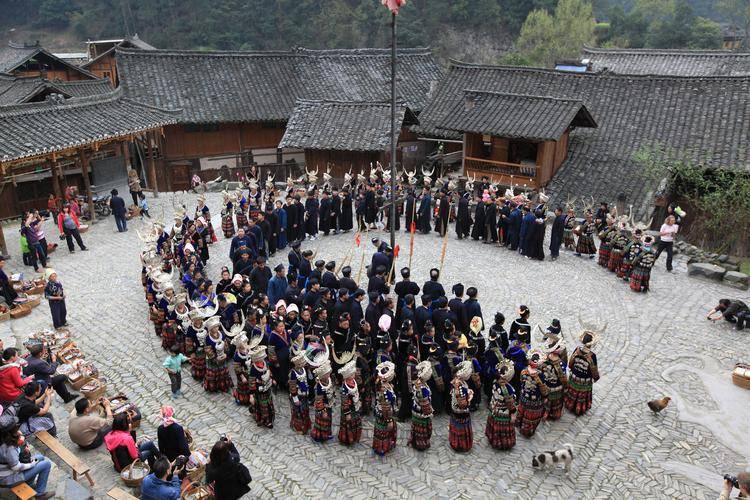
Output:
top-left (0, 75), bottom-right (112, 105)
top-left (438, 90), bottom-right (596, 141)
top-left (116, 47), bottom-right (443, 124)
top-left (582, 46), bottom-right (750, 76)
top-left (0, 88), bottom-right (180, 163)
top-left (278, 99), bottom-right (414, 151)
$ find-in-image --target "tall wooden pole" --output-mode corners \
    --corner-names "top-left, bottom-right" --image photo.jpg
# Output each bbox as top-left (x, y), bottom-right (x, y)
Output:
top-left (389, 11), bottom-right (397, 251)
top-left (78, 149), bottom-right (96, 222)
top-left (147, 131), bottom-right (159, 198)
top-left (50, 159), bottom-right (63, 203)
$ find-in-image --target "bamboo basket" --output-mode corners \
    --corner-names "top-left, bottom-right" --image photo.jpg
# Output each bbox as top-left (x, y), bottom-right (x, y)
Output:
top-left (0, 311), bottom-right (9, 322)
top-left (80, 378), bottom-right (107, 400)
top-left (25, 295), bottom-right (41, 309)
top-left (732, 363), bottom-right (750, 390)
top-left (78, 224), bottom-right (89, 233)
top-left (10, 304), bottom-right (31, 319)
top-left (121, 459), bottom-right (149, 487)
top-left (181, 481), bottom-right (214, 500)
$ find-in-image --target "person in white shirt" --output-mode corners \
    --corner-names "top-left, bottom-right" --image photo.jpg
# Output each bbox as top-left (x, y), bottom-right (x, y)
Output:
top-left (656, 215), bottom-right (679, 271)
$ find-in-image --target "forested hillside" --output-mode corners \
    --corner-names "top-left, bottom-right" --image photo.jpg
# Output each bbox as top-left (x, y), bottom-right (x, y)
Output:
top-left (0, 0), bottom-right (739, 65)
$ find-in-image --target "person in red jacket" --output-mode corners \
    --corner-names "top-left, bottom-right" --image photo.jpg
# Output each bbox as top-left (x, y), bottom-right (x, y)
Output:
top-left (57, 205), bottom-right (87, 253)
top-left (0, 348), bottom-right (33, 406)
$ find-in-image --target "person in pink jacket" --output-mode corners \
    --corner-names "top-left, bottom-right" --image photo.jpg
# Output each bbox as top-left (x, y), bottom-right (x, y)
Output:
top-left (56, 205), bottom-right (87, 253)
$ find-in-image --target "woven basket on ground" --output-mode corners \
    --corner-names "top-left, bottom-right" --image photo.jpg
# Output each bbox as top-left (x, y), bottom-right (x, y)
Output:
top-left (732, 363), bottom-right (750, 390)
top-left (10, 304), bottom-right (31, 319)
top-left (121, 459), bottom-right (150, 487)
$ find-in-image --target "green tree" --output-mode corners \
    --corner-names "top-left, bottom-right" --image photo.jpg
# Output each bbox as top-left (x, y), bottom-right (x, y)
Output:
top-left (36, 0), bottom-right (75, 28)
top-left (688, 17), bottom-right (723, 49)
top-left (516, 0), bottom-right (595, 67)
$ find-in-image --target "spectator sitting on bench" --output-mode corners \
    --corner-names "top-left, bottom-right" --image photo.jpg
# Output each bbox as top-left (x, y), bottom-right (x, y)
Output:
top-left (141, 455), bottom-right (182, 500)
top-left (104, 413), bottom-right (159, 471)
top-left (0, 414), bottom-right (55, 499)
top-left (17, 383), bottom-right (56, 437)
top-left (69, 397), bottom-right (112, 450)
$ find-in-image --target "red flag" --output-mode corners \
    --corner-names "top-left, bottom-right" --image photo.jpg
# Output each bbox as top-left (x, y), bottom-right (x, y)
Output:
top-left (410, 221), bottom-right (416, 234)
top-left (394, 244), bottom-right (400, 257)
top-left (355, 233), bottom-right (361, 247)
top-left (382, 0), bottom-right (406, 15)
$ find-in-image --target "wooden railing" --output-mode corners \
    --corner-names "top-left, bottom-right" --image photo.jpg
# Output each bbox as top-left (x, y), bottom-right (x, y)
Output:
top-left (464, 156), bottom-right (539, 188)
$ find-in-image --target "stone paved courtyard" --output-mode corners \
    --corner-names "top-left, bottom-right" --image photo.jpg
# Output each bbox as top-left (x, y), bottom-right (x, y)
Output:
top-left (1, 189), bottom-right (748, 499)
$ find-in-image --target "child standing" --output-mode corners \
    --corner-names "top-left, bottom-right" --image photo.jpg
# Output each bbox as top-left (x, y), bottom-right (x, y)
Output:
top-left (138, 192), bottom-right (151, 219)
top-left (163, 345), bottom-right (188, 398)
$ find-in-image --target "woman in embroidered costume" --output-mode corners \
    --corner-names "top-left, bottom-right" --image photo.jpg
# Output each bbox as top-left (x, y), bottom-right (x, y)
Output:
top-left (311, 359), bottom-right (335, 443)
top-left (288, 350), bottom-right (311, 435)
top-left (221, 191), bottom-right (235, 238)
top-left (608, 219), bottom-right (630, 273)
top-left (231, 333), bottom-right (253, 405)
top-left (565, 330), bottom-right (600, 416)
top-left (516, 349), bottom-right (549, 438)
top-left (408, 361), bottom-right (434, 451)
top-left (597, 216), bottom-right (616, 267)
top-left (338, 359), bottom-right (362, 446)
top-left (372, 361), bottom-right (397, 456)
top-left (563, 206), bottom-right (577, 250)
top-left (630, 234), bottom-right (657, 293)
top-left (167, 293), bottom-right (189, 353)
top-left (541, 336), bottom-right (567, 421)
top-left (248, 345), bottom-right (275, 428)
top-left (203, 317), bottom-right (233, 393)
top-left (151, 279), bottom-right (174, 337)
top-left (619, 229), bottom-right (643, 280)
top-left (575, 211), bottom-right (597, 258)
top-left (448, 360), bottom-right (474, 453)
top-left (184, 310), bottom-right (206, 381)
top-left (486, 359), bottom-right (517, 450)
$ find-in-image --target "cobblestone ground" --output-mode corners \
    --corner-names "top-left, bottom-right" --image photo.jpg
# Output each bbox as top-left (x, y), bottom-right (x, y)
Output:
top-left (1, 189), bottom-right (748, 499)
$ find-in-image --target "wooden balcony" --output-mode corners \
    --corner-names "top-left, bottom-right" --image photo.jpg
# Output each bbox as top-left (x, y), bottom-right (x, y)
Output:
top-left (464, 156), bottom-right (540, 189)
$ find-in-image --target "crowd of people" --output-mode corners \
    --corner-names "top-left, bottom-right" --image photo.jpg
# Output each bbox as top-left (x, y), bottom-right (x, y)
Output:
top-left (139, 174), bottom-right (609, 459)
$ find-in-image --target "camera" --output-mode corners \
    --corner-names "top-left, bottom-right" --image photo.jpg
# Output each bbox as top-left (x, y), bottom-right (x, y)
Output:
top-left (174, 455), bottom-right (188, 467)
top-left (220, 433), bottom-right (228, 442)
top-left (725, 474), bottom-right (740, 489)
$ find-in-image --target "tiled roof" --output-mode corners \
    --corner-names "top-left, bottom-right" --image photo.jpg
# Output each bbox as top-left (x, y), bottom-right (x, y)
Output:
top-left (438, 90), bottom-right (596, 141)
top-left (0, 75), bottom-right (49, 105)
top-left (116, 46), bottom-right (443, 123)
top-left (0, 75), bottom-right (112, 105)
top-left (0, 88), bottom-right (180, 164)
top-left (53, 79), bottom-right (113, 97)
top-left (416, 62), bottom-right (750, 218)
top-left (0, 42), bottom-right (97, 78)
top-left (278, 99), bottom-right (415, 151)
top-left (0, 44), bottom-right (39, 73)
top-left (81, 35), bottom-right (156, 69)
top-left (582, 46), bottom-right (750, 76)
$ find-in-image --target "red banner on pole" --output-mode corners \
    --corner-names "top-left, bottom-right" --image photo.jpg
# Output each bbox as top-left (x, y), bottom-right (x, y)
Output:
top-left (410, 221), bottom-right (416, 234)
top-left (394, 244), bottom-right (400, 258)
top-left (355, 233), bottom-right (361, 247)
top-left (381, 0), bottom-right (406, 15)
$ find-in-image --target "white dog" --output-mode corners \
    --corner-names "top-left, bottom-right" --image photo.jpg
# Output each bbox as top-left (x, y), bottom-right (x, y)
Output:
top-left (532, 443), bottom-right (574, 473)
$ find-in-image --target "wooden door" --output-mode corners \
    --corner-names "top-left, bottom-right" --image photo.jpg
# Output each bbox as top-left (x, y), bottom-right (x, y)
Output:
top-left (171, 164), bottom-right (192, 191)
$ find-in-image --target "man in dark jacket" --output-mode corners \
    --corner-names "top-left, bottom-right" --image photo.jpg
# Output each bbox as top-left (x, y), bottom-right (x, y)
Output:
top-left (348, 289), bottom-right (366, 334)
top-left (414, 295), bottom-right (432, 336)
top-left (417, 187), bottom-right (432, 234)
top-left (455, 192), bottom-right (471, 239)
top-left (394, 267), bottom-right (420, 320)
top-left (463, 287), bottom-right (483, 330)
top-left (422, 268), bottom-right (446, 303)
top-left (339, 266), bottom-right (358, 294)
top-left (448, 283), bottom-right (467, 332)
top-left (367, 265), bottom-right (390, 295)
top-left (110, 189), bottom-right (127, 232)
top-left (24, 344), bottom-right (77, 402)
top-left (549, 207), bottom-right (566, 260)
top-left (320, 261), bottom-right (340, 292)
top-left (249, 257), bottom-right (272, 295)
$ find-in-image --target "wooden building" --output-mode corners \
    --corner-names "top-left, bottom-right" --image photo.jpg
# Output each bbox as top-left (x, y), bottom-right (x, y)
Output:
top-left (0, 41), bottom-right (97, 81)
top-left (580, 46), bottom-right (750, 76)
top-left (116, 47), bottom-right (443, 191)
top-left (278, 100), bottom-right (418, 177)
top-left (415, 61), bottom-right (750, 220)
top-left (0, 89), bottom-right (179, 254)
top-left (82, 35), bottom-right (155, 86)
top-left (440, 91), bottom-right (596, 189)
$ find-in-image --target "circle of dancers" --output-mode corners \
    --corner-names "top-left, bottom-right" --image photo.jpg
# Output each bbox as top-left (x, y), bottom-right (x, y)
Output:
top-left (135, 168), bottom-right (611, 455)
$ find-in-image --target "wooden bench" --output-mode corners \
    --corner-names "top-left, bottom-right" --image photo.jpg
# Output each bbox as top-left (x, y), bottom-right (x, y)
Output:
top-left (9, 483), bottom-right (36, 500)
top-left (107, 487), bottom-right (138, 500)
top-left (34, 430), bottom-right (95, 486)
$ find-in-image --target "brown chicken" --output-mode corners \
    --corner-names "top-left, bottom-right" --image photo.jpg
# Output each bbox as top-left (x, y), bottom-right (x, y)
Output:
top-left (647, 397), bottom-right (671, 413)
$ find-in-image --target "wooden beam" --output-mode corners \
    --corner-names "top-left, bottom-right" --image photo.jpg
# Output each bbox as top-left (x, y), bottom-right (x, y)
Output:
top-left (77, 149), bottom-right (96, 222)
top-left (50, 158), bottom-right (63, 202)
top-left (146, 131), bottom-right (159, 198)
